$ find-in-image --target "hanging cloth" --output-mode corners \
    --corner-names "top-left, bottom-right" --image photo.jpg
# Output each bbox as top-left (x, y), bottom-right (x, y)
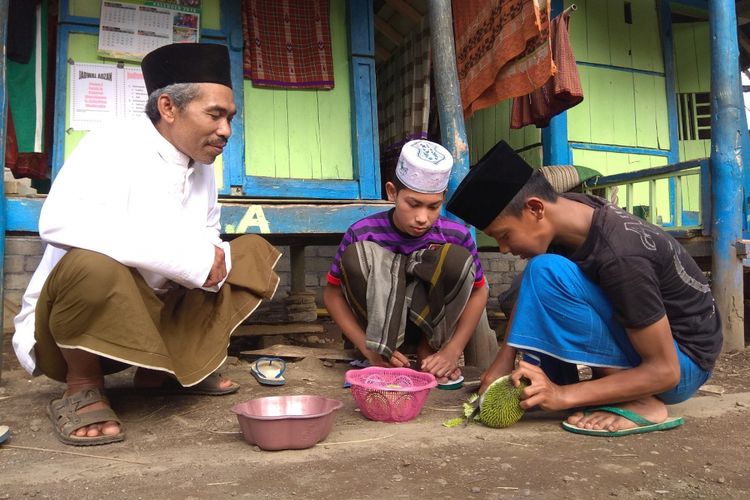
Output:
top-left (6, 0), bottom-right (52, 180)
top-left (242, 0), bottom-right (335, 89)
top-left (453, 0), bottom-right (555, 120)
top-left (511, 11), bottom-right (583, 129)
top-left (5, 105), bottom-right (19, 170)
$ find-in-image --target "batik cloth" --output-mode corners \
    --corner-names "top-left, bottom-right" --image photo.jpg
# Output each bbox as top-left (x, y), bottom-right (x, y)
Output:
top-left (453, 0), bottom-right (555, 119)
top-left (242, 0), bottom-right (334, 89)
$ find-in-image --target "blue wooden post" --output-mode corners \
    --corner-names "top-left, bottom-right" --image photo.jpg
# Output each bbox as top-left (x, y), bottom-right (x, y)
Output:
top-left (427, 0), bottom-right (469, 197)
top-left (542, 0), bottom-right (571, 166)
top-left (709, 0), bottom-right (745, 351)
top-left (0, 0), bottom-right (8, 378)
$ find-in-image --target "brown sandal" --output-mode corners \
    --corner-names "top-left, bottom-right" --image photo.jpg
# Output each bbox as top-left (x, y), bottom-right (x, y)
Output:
top-left (47, 387), bottom-right (125, 446)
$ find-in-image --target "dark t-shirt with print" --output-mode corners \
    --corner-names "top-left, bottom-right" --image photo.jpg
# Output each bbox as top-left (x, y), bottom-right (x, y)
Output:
top-left (563, 193), bottom-right (722, 371)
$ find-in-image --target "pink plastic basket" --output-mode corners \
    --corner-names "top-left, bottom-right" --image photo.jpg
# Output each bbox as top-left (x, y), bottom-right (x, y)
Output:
top-left (345, 367), bottom-right (437, 422)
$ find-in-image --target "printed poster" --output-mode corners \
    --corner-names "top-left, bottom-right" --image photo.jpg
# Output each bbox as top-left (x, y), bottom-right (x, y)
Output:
top-left (98, 0), bottom-right (201, 61)
top-left (70, 62), bottom-right (148, 130)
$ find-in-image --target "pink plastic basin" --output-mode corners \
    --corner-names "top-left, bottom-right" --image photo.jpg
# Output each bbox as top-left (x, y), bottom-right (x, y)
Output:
top-left (232, 395), bottom-right (343, 451)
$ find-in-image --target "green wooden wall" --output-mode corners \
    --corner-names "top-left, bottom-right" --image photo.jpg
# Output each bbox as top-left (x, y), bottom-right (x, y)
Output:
top-left (673, 21), bottom-right (711, 161)
top-left (566, 0), bottom-right (670, 176)
top-left (243, 0), bottom-right (354, 181)
top-left (466, 100), bottom-right (542, 167)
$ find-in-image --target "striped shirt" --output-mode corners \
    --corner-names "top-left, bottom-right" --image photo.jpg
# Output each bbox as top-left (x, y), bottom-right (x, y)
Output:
top-left (327, 209), bottom-right (485, 288)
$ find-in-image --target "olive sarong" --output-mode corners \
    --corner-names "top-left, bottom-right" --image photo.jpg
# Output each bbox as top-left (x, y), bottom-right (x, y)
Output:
top-left (34, 234), bottom-right (281, 386)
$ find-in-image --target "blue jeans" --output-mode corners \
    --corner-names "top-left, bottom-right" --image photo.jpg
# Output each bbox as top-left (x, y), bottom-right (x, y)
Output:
top-left (507, 255), bottom-right (710, 405)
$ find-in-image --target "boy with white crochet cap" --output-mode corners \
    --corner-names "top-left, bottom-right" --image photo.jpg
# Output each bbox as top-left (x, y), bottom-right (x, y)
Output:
top-left (324, 140), bottom-right (498, 382)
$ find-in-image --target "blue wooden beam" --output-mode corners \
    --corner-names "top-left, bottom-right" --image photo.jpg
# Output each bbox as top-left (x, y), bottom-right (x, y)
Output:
top-left (708, 0), bottom-right (745, 351)
top-left (0, 0), bottom-right (8, 376)
top-left (4, 197), bottom-right (391, 235)
top-left (428, 0), bottom-right (469, 204)
top-left (542, 0), bottom-right (571, 166)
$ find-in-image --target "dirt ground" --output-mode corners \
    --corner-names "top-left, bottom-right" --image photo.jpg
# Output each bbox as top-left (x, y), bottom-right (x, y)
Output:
top-left (1, 332), bottom-right (749, 500)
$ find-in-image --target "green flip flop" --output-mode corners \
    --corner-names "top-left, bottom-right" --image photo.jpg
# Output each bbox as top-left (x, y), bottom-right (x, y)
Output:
top-left (561, 405), bottom-right (684, 437)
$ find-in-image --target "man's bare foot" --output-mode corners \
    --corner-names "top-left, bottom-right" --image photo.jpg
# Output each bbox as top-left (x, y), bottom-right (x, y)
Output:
top-left (566, 396), bottom-right (668, 432)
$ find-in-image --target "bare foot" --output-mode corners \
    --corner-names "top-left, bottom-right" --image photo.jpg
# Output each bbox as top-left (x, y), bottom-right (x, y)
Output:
top-left (566, 396), bottom-right (668, 432)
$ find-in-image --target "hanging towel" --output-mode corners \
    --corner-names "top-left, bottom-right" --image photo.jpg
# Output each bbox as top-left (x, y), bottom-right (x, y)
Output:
top-left (453, 0), bottom-right (555, 120)
top-left (242, 0), bottom-right (334, 89)
top-left (511, 12), bottom-right (583, 129)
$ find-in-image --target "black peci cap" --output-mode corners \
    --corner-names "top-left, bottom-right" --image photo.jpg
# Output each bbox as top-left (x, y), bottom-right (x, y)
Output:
top-left (446, 140), bottom-right (534, 230)
top-left (141, 43), bottom-right (232, 95)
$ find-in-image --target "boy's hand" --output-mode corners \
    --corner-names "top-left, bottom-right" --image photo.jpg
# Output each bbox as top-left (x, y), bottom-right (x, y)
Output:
top-left (511, 361), bottom-right (568, 411)
top-left (364, 349), bottom-right (410, 369)
top-left (421, 349), bottom-right (460, 381)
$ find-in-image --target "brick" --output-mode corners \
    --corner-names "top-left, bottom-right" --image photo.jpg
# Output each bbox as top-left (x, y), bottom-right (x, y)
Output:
top-left (3, 255), bottom-right (25, 273)
top-left (24, 255), bottom-right (42, 272)
top-left (314, 246), bottom-right (337, 258)
top-left (4, 273), bottom-right (32, 291)
top-left (6, 237), bottom-right (44, 256)
top-left (4, 290), bottom-right (23, 310)
top-left (274, 255), bottom-right (291, 273)
top-left (307, 258), bottom-right (333, 274)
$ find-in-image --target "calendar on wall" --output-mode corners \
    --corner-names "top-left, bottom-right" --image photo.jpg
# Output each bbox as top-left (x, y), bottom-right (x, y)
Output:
top-left (98, 1), bottom-right (201, 61)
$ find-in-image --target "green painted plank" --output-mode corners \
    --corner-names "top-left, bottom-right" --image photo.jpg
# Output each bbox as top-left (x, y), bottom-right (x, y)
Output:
top-left (201, 0), bottom-right (221, 31)
top-left (567, 65), bottom-right (591, 142)
top-left (244, 83), bottom-right (277, 177)
top-left (692, 23), bottom-right (711, 91)
top-left (317, 0), bottom-right (353, 180)
top-left (682, 172), bottom-right (701, 212)
top-left (481, 106), bottom-right (497, 158)
top-left (586, 0), bottom-right (611, 65)
top-left (608, 0), bottom-right (632, 68)
top-left (588, 68), bottom-right (616, 145)
top-left (467, 114), bottom-right (479, 163)
top-left (567, 0), bottom-right (588, 62)
top-left (497, 100), bottom-right (511, 144)
top-left (633, 73), bottom-right (658, 149)
top-left (610, 70), bottom-right (637, 146)
top-left (672, 23), bottom-right (700, 93)
top-left (521, 146), bottom-right (543, 168)
top-left (524, 124), bottom-right (541, 149)
top-left (652, 75), bottom-right (670, 150)
top-left (681, 140), bottom-right (709, 161)
top-left (68, 0), bottom-right (100, 18)
top-left (630, 0), bottom-right (663, 73)
top-left (286, 90), bottom-right (321, 179)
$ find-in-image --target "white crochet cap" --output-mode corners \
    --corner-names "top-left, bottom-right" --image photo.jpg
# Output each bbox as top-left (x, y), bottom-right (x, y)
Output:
top-left (395, 140), bottom-right (454, 193)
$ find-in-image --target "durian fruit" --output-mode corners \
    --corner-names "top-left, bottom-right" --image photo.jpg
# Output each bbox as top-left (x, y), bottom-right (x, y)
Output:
top-left (474, 375), bottom-right (529, 428)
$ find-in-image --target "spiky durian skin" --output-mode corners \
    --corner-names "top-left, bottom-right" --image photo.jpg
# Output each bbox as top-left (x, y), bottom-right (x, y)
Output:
top-left (478, 375), bottom-right (528, 428)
